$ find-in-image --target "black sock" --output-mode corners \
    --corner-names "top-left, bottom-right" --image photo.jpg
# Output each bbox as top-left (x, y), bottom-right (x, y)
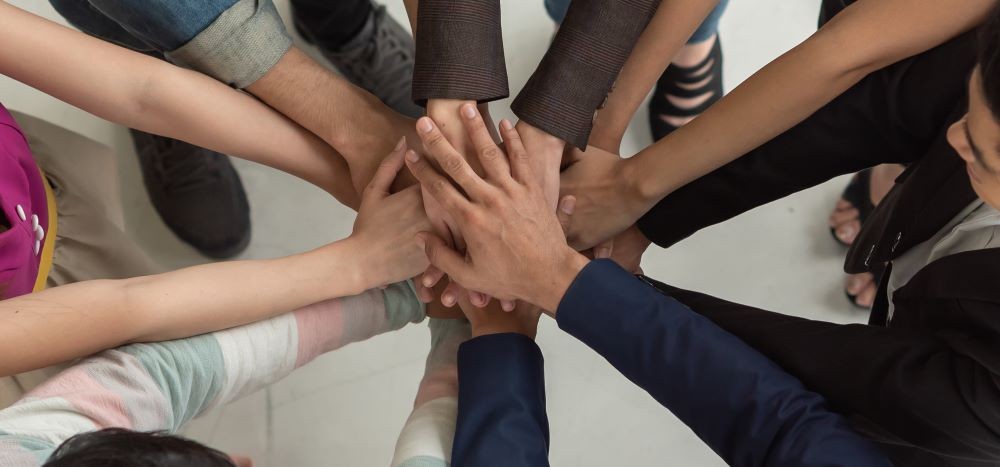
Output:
top-left (291, 0), bottom-right (373, 50)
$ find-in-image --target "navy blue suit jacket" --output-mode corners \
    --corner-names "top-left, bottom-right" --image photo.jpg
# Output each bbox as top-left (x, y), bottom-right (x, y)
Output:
top-left (452, 259), bottom-right (890, 466)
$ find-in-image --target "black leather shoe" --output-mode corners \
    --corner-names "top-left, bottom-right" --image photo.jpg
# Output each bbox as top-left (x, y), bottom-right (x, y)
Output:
top-left (130, 130), bottom-right (250, 258)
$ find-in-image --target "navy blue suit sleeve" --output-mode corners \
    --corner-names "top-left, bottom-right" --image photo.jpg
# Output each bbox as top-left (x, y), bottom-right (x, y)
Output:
top-left (452, 333), bottom-right (549, 467)
top-left (556, 259), bottom-right (891, 467)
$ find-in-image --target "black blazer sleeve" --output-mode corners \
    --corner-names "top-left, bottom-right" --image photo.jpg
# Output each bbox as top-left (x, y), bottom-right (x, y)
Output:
top-left (452, 333), bottom-right (549, 467)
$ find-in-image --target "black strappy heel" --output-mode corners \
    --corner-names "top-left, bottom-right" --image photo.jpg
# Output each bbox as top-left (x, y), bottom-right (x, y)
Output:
top-left (648, 36), bottom-right (724, 141)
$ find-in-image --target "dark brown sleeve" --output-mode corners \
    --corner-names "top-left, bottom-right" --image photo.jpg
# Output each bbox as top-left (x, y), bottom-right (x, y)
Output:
top-left (511, 0), bottom-right (660, 148)
top-left (412, 0), bottom-right (508, 106)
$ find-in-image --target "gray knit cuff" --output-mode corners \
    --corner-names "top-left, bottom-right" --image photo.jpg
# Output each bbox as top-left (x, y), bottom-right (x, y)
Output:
top-left (167, 0), bottom-right (292, 88)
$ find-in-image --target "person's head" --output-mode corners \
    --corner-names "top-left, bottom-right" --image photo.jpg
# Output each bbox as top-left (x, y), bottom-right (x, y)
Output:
top-left (43, 429), bottom-right (245, 467)
top-left (947, 4), bottom-right (1000, 209)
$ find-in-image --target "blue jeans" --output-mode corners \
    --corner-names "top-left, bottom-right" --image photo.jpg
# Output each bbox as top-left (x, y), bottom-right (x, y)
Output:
top-left (544, 0), bottom-right (729, 43)
top-left (49, 0), bottom-right (235, 52)
top-left (49, 0), bottom-right (291, 88)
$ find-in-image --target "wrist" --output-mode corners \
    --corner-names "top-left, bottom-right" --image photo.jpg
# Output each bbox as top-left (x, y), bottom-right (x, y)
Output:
top-left (622, 151), bottom-right (662, 211)
top-left (336, 236), bottom-right (380, 294)
top-left (470, 323), bottom-right (538, 340)
top-left (533, 248), bottom-right (590, 316)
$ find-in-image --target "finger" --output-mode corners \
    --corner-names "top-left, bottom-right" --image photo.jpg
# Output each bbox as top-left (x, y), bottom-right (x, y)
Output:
top-left (417, 232), bottom-right (476, 296)
top-left (500, 299), bottom-right (516, 312)
top-left (406, 150), bottom-right (473, 217)
top-left (414, 280), bottom-right (435, 303)
top-left (593, 237), bottom-right (613, 259)
top-left (417, 117), bottom-right (490, 199)
top-left (499, 119), bottom-right (532, 184)
top-left (461, 103), bottom-right (511, 182)
top-left (557, 195), bottom-right (576, 236)
top-left (364, 137), bottom-right (407, 202)
top-left (469, 290), bottom-right (490, 308)
top-left (421, 265), bottom-right (446, 289)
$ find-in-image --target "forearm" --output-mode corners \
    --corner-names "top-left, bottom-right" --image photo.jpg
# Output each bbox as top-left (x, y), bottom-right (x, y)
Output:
top-left (0, 238), bottom-right (371, 377)
top-left (0, 4), bottom-right (358, 207)
top-left (588, 0), bottom-right (719, 152)
top-left (453, 334), bottom-right (549, 466)
top-left (246, 47), bottom-right (416, 193)
top-left (627, 0), bottom-right (994, 202)
top-left (556, 260), bottom-right (890, 466)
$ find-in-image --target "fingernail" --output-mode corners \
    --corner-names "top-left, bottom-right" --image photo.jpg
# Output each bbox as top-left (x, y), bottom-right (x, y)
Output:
top-left (461, 104), bottom-right (477, 119)
top-left (405, 150), bottom-right (419, 163)
top-left (443, 292), bottom-right (456, 307)
top-left (422, 276), bottom-right (434, 287)
top-left (559, 197), bottom-right (576, 215)
top-left (418, 117), bottom-right (434, 133)
top-left (500, 119), bottom-right (513, 131)
top-left (414, 233), bottom-right (425, 249)
top-left (839, 227), bottom-right (854, 240)
top-left (394, 136), bottom-right (406, 151)
top-left (595, 247), bottom-right (611, 259)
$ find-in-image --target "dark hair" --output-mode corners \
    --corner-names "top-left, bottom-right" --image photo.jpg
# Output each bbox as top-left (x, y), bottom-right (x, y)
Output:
top-left (43, 429), bottom-right (235, 467)
top-left (979, 3), bottom-right (1000, 117)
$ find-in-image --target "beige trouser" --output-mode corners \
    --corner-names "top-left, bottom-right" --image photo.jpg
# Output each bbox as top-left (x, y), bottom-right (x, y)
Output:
top-left (0, 112), bottom-right (159, 408)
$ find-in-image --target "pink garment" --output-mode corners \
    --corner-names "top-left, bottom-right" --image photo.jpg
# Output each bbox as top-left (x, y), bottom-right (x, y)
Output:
top-left (0, 104), bottom-right (50, 300)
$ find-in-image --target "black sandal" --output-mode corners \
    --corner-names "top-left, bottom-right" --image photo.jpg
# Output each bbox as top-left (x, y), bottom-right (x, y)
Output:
top-left (830, 169), bottom-right (875, 247)
top-left (648, 36), bottom-right (724, 141)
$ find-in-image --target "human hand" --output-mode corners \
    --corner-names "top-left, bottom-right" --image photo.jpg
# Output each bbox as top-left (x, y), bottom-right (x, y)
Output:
top-left (558, 146), bottom-right (651, 251)
top-left (458, 298), bottom-right (543, 339)
top-left (515, 121), bottom-right (564, 210)
top-left (405, 107), bottom-right (589, 313)
top-left (350, 138), bottom-right (432, 289)
top-left (419, 100), bottom-right (499, 309)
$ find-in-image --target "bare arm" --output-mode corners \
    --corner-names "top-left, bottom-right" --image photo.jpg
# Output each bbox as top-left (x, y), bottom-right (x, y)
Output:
top-left (246, 47), bottom-right (419, 198)
top-left (0, 143), bottom-right (430, 377)
top-left (588, 0), bottom-right (720, 152)
top-left (0, 3), bottom-right (360, 207)
top-left (561, 0), bottom-right (995, 250)
top-left (629, 0), bottom-right (995, 201)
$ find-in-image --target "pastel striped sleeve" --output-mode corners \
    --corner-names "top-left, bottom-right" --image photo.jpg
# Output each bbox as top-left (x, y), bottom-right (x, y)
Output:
top-left (392, 319), bottom-right (470, 467)
top-left (0, 281), bottom-right (425, 465)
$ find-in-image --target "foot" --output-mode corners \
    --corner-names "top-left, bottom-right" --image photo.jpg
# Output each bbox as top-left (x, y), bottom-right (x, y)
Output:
top-left (131, 130), bottom-right (250, 259)
top-left (830, 164), bottom-right (902, 308)
top-left (845, 272), bottom-right (878, 308)
top-left (648, 34), bottom-right (723, 140)
top-left (828, 164), bottom-right (903, 246)
top-left (294, 4), bottom-right (422, 118)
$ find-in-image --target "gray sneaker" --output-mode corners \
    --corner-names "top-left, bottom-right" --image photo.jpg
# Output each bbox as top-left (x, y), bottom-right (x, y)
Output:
top-left (295, 5), bottom-right (422, 118)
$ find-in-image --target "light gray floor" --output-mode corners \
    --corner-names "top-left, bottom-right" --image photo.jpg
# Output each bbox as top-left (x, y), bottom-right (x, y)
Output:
top-left (2, 1), bottom-right (870, 465)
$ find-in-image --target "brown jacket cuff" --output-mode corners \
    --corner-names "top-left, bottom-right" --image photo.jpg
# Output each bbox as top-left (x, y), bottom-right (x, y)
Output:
top-left (412, 0), bottom-right (509, 105)
top-left (512, 0), bottom-right (660, 148)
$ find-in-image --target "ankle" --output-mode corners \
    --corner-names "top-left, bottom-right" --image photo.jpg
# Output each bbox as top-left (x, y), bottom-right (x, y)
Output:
top-left (671, 34), bottom-right (717, 68)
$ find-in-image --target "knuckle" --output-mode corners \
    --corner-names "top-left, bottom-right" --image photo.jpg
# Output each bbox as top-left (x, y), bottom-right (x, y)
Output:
top-left (425, 131), bottom-right (445, 148)
top-left (481, 147), bottom-right (502, 162)
top-left (430, 179), bottom-right (450, 194)
top-left (443, 155), bottom-right (464, 173)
